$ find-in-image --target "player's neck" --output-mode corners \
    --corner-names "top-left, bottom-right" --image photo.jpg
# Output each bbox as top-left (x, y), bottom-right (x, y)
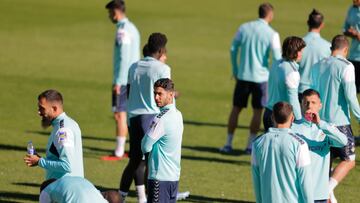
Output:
top-left (309, 28), bottom-right (321, 33)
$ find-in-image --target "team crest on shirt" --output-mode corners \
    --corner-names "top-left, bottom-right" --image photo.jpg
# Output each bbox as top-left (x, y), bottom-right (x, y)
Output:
top-left (57, 130), bottom-right (67, 145)
top-left (117, 29), bottom-right (131, 45)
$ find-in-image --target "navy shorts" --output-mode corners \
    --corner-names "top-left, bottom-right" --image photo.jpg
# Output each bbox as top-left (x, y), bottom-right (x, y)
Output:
top-left (262, 108), bottom-right (273, 132)
top-left (128, 114), bottom-right (155, 159)
top-left (232, 80), bottom-right (267, 109)
top-left (112, 86), bottom-right (127, 112)
top-left (147, 180), bottom-right (178, 203)
top-left (331, 125), bottom-right (356, 161)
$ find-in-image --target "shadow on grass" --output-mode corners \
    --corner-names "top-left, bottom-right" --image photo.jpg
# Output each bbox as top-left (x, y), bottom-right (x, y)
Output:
top-left (183, 120), bottom-right (264, 132)
top-left (0, 191), bottom-right (38, 202)
top-left (0, 144), bottom-right (45, 153)
top-left (181, 155), bottom-right (249, 165)
top-left (12, 182), bottom-right (41, 187)
top-left (183, 145), bottom-right (248, 156)
top-left (95, 185), bottom-right (136, 197)
top-left (186, 194), bottom-right (254, 203)
top-left (26, 130), bottom-right (116, 142)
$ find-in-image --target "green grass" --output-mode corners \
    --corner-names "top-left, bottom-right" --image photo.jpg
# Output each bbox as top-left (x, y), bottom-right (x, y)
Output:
top-left (0, 0), bottom-right (359, 202)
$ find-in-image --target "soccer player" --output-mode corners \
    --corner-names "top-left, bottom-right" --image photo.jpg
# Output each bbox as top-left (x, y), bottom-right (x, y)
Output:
top-left (291, 89), bottom-right (347, 203)
top-left (263, 36), bottom-right (306, 131)
top-left (220, 3), bottom-right (282, 154)
top-left (39, 176), bottom-right (108, 203)
top-left (24, 90), bottom-right (84, 180)
top-left (311, 35), bottom-right (360, 203)
top-left (118, 33), bottom-right (170, 203)
top-left (142, 78), bottom-right (183, 203)
top-left (298, 9), bottom-right (331, 98)
top-left (106, 0), bottom-right (140, 157)
top-left (252, 102), bottom-right (313, 203)
top-left (343, 0), bottom-right (360, 92)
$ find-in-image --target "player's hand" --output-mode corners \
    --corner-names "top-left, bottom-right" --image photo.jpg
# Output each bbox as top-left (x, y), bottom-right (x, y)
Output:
top-left (113, 85), bottom-right (121, 95)
top-left (305, 110), bottom-right (320, 124)
top-left (24, 154), bottom-right (41, 167)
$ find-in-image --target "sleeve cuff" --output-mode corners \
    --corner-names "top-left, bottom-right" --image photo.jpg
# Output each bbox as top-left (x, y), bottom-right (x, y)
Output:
top-left (38, 157), bottom-right (45, 168)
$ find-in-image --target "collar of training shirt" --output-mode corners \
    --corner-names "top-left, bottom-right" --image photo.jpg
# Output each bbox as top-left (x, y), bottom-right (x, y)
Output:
top-left (116, 17), bottom-right (128, 27)
top-left (307, 31), bottom-right (320, 38)
top-left (268, 127), bottom-right (292, 133)
top-left (258, 18), bottom-right (268, 25)
top-left (51, 112), bottom-right (66, 127)
top-left (160, 103), bottom-right (175, 111)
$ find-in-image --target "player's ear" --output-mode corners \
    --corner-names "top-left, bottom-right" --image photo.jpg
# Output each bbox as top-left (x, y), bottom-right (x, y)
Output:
top-left (319, 102), bottom-right (322, 110)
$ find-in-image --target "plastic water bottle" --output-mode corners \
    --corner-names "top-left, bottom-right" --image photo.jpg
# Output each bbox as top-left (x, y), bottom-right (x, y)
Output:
top-left (27, 141), bottom-right (35, 155)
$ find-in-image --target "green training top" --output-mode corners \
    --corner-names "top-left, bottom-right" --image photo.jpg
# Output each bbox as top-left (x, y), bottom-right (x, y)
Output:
top-left (292, 119), bottom-right (347, 200)
top-left (113, 17), bottom-right (140, 86)
top-left (38, 112), bottom-right (84, 180)
top-left (141, 103), bottom-right (183, 181)
top-left (231, 19), bottom-right (281, 83)
top-left (127, 56), bottom-right (171, 117)
top-left (252, 128), bottom-right (313, 203)
top-left (299, 32), bottom-right (331, 93)
top-left (311, 55), bottom-right (360, 125)
top-left (343, 5), bottom-right (360, 61)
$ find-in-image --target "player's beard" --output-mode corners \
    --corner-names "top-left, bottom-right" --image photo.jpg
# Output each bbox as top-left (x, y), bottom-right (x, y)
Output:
top-left (41, 117), bottom-right (52, 129)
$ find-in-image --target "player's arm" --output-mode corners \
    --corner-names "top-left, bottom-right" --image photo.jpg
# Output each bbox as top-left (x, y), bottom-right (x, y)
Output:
top-left (141, 117), bottom-right (165, 153)
top-left (251, 147), bottom-right (262, 203)
top-left (230, 28), bottom-right (242, 77)
top-left (271, 32), bottom-right (282, 60)
top-left (295, 142), bottom-right (314, 203)
top-left (342, 64), bottom-right (360, 123)
top-left (343, 9), bottom-right (360, 40)
top-left (38, 128), bottom-right (75, 173)
top-left (285, 71), bottom-right (302, 120)
top-left (114, 29), bottom-right (132, 87)
top-left (317, 120), bottom-right (347, 147)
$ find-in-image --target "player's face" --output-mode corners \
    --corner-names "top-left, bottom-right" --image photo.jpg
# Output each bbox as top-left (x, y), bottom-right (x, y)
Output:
top-left (38, 98), bottom-right (55, 128)
top-left (107, 9), bottom-right (117, 24)
top-left (154, 87), bottom-right (173, 107)
top-left (301, 95), bottom-right (322, 114)
top-left (296, 48), bottom-right (304, 62)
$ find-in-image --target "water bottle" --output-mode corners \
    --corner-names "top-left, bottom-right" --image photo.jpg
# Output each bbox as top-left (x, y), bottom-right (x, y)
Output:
top-left (27, 141), bottom-right (35, 155)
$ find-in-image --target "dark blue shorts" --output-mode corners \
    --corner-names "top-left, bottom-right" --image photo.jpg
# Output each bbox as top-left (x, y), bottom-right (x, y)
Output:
top-left (331, 125), bottom-right (356, 161)
top-left (147, 180), bottom-right (178, 203)
top-left (233, 80), bottom-right (267, 109)
top-left (112, 86), bottom-right (127, 112)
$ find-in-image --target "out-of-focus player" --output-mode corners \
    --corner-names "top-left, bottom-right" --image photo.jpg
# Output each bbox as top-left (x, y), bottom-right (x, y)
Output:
top-left (220, 3), bottom-right (281, 154)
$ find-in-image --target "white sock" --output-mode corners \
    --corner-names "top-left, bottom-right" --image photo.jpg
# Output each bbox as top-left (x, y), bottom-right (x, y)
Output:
top-left (225, 133), bottom-right (234, 147)
top-left (329, 177), bottom-right (338, 192)
top-left (119, 190), bottom-right (128, 203)
top-left (246, 133), bottom-right (257, 149)
top-left (115, 136), bottom-right (126, 157)
top-left (136, 185), bottom-right (147, 203)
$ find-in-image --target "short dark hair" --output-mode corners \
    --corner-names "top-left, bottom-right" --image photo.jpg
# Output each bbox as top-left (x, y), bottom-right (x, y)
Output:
top-left (146, 33), bottom-right (167, 56)
top-left (105, 0), bottom-right (126, 12)
top-left (302, 89), bottom-right (320, 99)
top-left (142, 44), bottom-right (150, 57)
top-left (307, 9), bottom-right (324, 29)
top-left (282, 36), bottom-right (306, 61)
top-left (154, 78), bottom-right (174, 92)
top-left (38, 89), bottom-right (63, 104)
top-left (272, 102), bottom-right (293, 124)
top-left (330, 35), bottom-right (349, 51)
top-left (258, 3), bottom-right (274, 18)
top-left (40, 178), bottom-right (57, 192)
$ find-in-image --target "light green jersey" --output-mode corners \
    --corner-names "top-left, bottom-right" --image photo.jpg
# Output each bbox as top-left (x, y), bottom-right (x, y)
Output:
top-left (39, 176), bottom-right (107, 203)
top-left (113, 17), bottom-right (140, 86)
top-left (38, 112), bottom-right (84, 180)
top-left (252, 128), bottom-right (313, 203)
top-left (311, 55), bottom-right (360, 125)
top-left (127, 56), bottom-right (171, 117)
top-left (267, 59), bottom-right (302, 120)
top-left (292, 119), bottom-right (347, 200)
top-left (343, 5), bottom-right (360, 61)
top-left (299, 32), bottom-right (331, 93)
top-left (231, 19), bottom-right (281, 83)
top-left (141, 104), bottom-right (183, 181)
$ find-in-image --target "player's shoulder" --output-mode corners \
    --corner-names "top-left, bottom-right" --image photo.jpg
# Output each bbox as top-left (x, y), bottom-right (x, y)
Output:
top-left (289, 132), bottom-right (306, 145)
top-left (336, 57), bottom-right (351, 66)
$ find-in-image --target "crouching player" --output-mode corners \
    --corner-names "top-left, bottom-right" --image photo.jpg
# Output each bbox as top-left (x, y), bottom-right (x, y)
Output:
top-left (141, 78), bottom-right (183, 203)
top-left (291, 89), bottom-right (347, 203)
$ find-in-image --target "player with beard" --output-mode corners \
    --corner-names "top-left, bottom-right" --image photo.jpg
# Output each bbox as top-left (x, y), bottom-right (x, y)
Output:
top-left (24, 89), bottom-right (84, 181)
